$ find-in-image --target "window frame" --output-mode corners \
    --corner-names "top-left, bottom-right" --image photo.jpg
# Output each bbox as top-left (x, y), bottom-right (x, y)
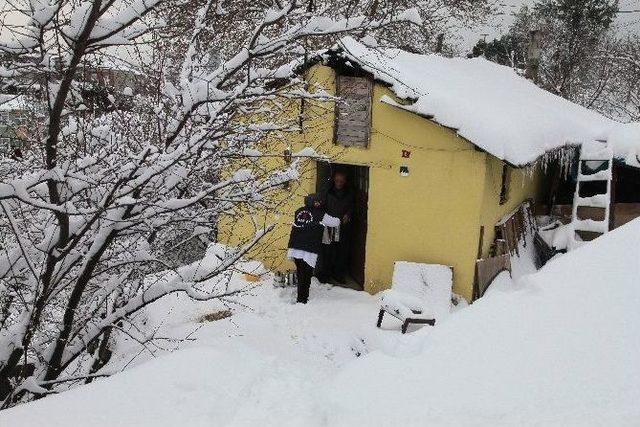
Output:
top-left (333, 74), bottom-right (373, 148)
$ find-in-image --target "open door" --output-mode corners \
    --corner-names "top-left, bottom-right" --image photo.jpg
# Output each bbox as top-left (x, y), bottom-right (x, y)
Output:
top-left (349, 166), bottom-right (369, 287)
top-left (316, 162), bottom-right (369, 289)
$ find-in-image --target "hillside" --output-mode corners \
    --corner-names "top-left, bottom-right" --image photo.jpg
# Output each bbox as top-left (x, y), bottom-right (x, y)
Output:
top-left (1, 220), bottom-right (639, 426)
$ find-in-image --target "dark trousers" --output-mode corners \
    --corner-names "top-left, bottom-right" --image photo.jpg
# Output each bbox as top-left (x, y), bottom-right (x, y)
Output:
top-left (318, 236), bottom-right (349, 283)
top-left (294, 258), bottom-right (314, 303)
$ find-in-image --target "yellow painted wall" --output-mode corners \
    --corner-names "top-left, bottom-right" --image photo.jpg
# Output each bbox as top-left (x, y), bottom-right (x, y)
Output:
top-left (477, 157), bottom-right (546, 258)
top-left (219, 64), bottom-right (546, 301)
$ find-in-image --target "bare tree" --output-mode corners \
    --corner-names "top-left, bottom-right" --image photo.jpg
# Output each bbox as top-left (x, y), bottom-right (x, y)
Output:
top-left (469, 2), bottom-right (640, 123)
top-left (591, 34), bottom-right (640, 121)
top-left (0, 0), bottom-right (420, 407)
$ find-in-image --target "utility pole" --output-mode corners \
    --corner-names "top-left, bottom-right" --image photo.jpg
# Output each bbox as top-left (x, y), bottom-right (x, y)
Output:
top-left (526, 30), bottom-right (543, 83)
top-left (435, 34), bottom-right (444, 54)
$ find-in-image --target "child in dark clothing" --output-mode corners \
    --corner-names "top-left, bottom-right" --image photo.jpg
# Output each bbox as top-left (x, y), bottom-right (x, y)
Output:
top-left (287, 194), bottom-right (340, 303)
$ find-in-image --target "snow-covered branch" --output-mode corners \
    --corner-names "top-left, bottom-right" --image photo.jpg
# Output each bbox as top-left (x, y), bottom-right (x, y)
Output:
top-left (0, 0), bottom-right (418, 408)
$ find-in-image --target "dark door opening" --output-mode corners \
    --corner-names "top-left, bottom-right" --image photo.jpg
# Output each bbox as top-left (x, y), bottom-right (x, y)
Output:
top-left (316, 162), bottom-right (369, 290)
top-left (614, 163), bottom-right (640, 203)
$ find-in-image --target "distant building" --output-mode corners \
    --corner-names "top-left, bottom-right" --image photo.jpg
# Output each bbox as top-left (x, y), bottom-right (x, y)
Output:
top-left (0, 56), bottom-right (149, 158)
top-left (77, 57), bottom-right (148, 111)
top-left (0, 94), bottom-right (32, 158)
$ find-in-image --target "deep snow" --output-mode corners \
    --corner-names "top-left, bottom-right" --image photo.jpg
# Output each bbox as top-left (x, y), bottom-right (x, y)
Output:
top-left (2, 220), bottom-right (639, 426)
top-left (326, 219), bottom-right (640, 425)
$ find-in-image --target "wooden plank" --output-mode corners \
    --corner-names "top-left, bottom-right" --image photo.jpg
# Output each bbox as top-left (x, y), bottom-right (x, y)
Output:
top-left (337, 122), bottom-right (369, 132)
top-left (340, 89), bottom-right (371, 98)
top-left (476, 226), bottom-right (485, 259)
top-left (538, 204), bottom-right (572, 224)
top-left (336, 127), bottom-right (369, 138)
top-left (337, 118), bottom-right (370, 129)
top-left (337, 135), bottom-right (368, 144)
top-left (576, 206), bottom-right (606, 222)
top-left (495, 239), bottom-right (509, 256)
top-left (475, 254), bottom-right (511, 297)
top-left (337, 136), bottom-right (368, 147)
top-left (335, 75), bottom-right (372, 147)
top-left (338, 76), bottom-right (371, 92)
top-left (575, 230), bottom-right (602, 241)
top-left (613, 203), bottom-right (640, 228)
top-left (336, 128), bottom-right (367, 141)
top-left (610, 163), bottom-right (617, 231)
top-left (510, 219), bottom-right (519, 255)
top-left (338, 89), bottom-right (370, 98)
top-left (336, 132), bottom-right (367, 141)
top-left (338, 111), bottom-right (369, 121)
top-left (494, 200), bottom-right (535, 255)
top-left (340, 94), bottom-right (370, 103)
top-left (339, 103), bottom-right (369, 114)
top-left (533, 232), bottom-right (556, 268)
top-left (337, 128), bottom-right (367, 139)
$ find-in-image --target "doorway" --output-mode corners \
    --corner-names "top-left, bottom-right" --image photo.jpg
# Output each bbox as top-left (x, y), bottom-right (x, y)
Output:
top-left (316, 162), bottom-right (369, 290)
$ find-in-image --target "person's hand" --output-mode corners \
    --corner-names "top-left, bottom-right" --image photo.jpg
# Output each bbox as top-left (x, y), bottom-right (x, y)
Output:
top-left (342, 214), bottom-right (350, 224)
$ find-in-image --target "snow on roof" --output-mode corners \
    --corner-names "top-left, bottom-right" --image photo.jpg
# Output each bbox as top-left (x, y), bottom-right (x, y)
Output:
top-left (333, 37), bottom-right (622, 167)
top-left (608, 122), bottom-right (640, 168)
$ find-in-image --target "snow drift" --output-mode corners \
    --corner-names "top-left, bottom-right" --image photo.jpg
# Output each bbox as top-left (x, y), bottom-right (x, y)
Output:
top-left (326, 218), bottom-right (640, 425)
top-left (1, 220), bottom-right (639, 426)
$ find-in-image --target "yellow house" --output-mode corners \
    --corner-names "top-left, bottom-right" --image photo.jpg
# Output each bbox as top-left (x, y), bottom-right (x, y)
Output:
top-left (219, 37), bottom-right (614, 302)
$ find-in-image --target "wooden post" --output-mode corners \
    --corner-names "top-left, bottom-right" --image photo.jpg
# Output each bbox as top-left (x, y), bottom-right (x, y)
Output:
top-left (526, 30), bottom-right (543, 83)
top-left (376, 309), bottom-right (385, 328)
top-left (547, 162), bottom-right (562, 215)
top-left (476, 226), bottom-right (485, 259)
top-left (435, 34), bottom-right (444, 54)
top-left (472, 226), bottom-right (485, 301)
top-left (610, 162), bottom-right (617, 231)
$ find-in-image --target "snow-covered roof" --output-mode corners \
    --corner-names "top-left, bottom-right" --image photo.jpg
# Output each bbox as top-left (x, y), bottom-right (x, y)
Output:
top-left (608, 123), bottom-right (640, 168)
top-left (331, 37), bottom-right (636, 167)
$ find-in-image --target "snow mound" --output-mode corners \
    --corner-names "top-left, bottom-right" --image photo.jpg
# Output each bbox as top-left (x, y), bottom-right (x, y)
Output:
top-left (335, 37), bottom-right (621, 166)
top-left (2, 220), bottom-right (638, 426)
top-left (325, 218), bottom-right (640, 425)
top-left (382, 261), bottom-right (452, 321)
top-left (0, 347), bottom-right (273, 427)
top-left (482, 270), bottom-right (515, 296)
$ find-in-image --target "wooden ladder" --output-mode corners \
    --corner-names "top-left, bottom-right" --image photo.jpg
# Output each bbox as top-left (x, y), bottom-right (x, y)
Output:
top-left (570, 140), bottom-right (613, 250)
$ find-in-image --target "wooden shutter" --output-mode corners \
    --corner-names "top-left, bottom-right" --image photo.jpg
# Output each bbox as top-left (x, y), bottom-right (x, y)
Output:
top-left (335, 75), bottom-right (372, 147)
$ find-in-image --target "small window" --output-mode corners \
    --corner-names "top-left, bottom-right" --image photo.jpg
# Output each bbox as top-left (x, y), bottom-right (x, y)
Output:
top-left (499, 164), bottom-right (511, 205)
top-left (334, 75), bottom-right (372, 148)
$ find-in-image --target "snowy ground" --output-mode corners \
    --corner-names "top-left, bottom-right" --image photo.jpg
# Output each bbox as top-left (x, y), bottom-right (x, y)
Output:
top-left (2, 220), bottom-right (639, 426)
top-left (1, 277), bottom-right (427, 426)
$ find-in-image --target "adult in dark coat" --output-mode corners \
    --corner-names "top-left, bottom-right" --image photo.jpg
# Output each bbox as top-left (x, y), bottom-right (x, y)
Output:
top-left (317, 171), bottom-right (355, 284)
